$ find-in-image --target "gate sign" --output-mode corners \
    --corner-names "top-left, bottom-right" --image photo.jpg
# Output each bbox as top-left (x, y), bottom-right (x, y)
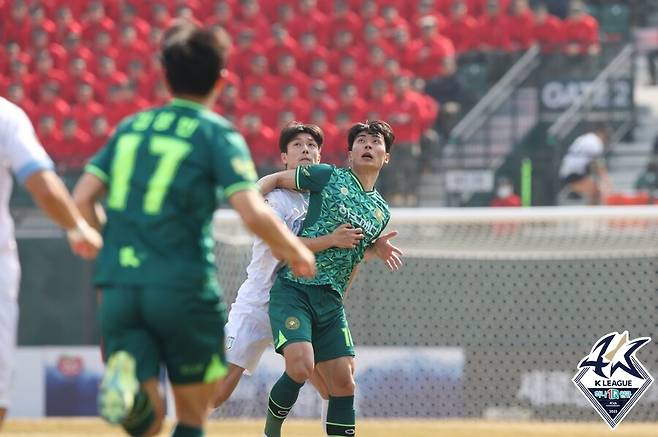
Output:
top-left (539, 78), bottom-right (633, 117)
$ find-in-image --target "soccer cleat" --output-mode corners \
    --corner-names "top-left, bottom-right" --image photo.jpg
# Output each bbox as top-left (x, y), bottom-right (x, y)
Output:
top-left (98, 351), bottom-right (139, 424)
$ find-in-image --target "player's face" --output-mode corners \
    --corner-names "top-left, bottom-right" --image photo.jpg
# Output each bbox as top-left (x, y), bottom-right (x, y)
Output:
top-left (349, 132), bottom-right (389, 171)
top-left (281, 133), bottom-right (321, 169)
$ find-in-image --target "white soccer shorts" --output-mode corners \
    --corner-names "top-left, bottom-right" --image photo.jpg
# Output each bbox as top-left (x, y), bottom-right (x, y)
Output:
top-left (0, 253), bottom-right (20, 409)
top-left (224, 302), bottom-right (272, 375)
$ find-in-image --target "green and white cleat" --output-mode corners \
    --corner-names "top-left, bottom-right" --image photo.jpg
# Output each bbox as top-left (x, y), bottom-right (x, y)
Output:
top-left (98, 351), bottom-right (139, 424)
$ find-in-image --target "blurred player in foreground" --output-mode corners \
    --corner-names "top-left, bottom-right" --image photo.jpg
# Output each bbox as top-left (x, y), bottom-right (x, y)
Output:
top-left (0, 97), bottom-right (102, 429)
top-left (213, 122), bottom-right (401, 435)
top-left (72, 21), bottom-right (315, 437)
top-left (258, 120), bottom-right (396, 437)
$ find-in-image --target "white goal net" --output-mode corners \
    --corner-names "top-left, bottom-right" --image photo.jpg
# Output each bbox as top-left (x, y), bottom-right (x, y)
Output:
top-left (212, 206), bottom-right (658, 421)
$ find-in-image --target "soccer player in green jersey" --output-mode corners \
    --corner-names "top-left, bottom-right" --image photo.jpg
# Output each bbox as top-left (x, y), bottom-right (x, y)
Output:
top-left (258, 120), bottom-right (395, 437)
top-left (72, 22), bottom-right (315, 437)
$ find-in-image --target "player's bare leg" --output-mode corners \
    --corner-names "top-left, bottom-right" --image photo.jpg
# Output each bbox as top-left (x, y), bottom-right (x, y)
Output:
top-left (138, 379), bottom-right (165, 436)
top-left (0, 407), bottom-right (6, 430)
top-left (316, 357), bottom-right (357, 436)
top-left (172, 381), bottom-right (218, 435)
top-left (213, 363), bottom-right (245, 408)
top-left (310, 367), bottom-right (330, 434)
top-left (264, 342), bottom-right (314, 437)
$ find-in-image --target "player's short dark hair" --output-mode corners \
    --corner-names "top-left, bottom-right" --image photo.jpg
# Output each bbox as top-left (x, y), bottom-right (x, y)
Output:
top-left (278, 122), bottom-right (324, 153)
top-left (160, 20), bottom-right (230, 96)
top-left (347, 120), bottom-right (395, 152)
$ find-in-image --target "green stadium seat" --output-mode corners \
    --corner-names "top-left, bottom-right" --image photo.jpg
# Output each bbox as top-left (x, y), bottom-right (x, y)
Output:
top-left (457, 61), bottom-right (489, 97)
top-left (599, 3), bottom-right (631, 39)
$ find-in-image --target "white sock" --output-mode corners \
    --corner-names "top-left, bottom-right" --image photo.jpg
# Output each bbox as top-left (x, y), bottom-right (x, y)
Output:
top-left (321, 398), bottom-right (329, 435)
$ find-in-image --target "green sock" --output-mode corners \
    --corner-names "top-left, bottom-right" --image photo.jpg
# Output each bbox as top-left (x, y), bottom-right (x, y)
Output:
top-left (121, 390), bottom-right (155, 436)
top-left (325, 395), bottom-right (355, 436)
top-left (172, 423), bottom-right (203, 437)
top-left (264, 372), bottom-right (305, 437)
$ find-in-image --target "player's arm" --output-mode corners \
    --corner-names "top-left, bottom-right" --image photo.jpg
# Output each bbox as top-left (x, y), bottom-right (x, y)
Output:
top-left (229, 189), bottom-right (315, 278)
top-left (4, 105), bottom-right (102, 259)
top-left (71, 173), bottom-right (107, 232)
top-left (300, 224), bottom-right (364, 252)
top-left (257, 169), bottom-right (297, 195)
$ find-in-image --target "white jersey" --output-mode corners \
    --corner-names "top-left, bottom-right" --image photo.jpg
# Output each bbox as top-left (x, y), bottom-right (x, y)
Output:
top-left (232, 188), bottom-right (308, 307)
top-left (0, 97), bottom-right (53, 299)
top-left (559, 132), bottom-right (604, 178)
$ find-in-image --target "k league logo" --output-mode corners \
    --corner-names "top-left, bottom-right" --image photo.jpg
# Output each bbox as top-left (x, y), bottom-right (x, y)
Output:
top-left (573, 331), bottom-right (653, 429)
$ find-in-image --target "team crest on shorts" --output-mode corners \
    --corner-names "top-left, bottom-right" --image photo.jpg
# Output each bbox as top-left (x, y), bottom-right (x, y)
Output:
top-left (572, 331), bottom-right (653, 429)
top-left (285, 317), bottom-right (300, 330)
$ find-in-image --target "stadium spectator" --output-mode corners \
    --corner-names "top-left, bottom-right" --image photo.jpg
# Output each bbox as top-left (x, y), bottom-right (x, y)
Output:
top-left (242, 54), bottom-right (278, 98)
top-left (559, 125), bottom-right (611, 205)
top-left (425, 57), bottom-right (470, 135)
top-left (242, 83), bottom-right (277, 129)
top-left (234, 0), bottom-right (270, 40)
top-left (33, 83), bottom-right (70, 126)
top-left (64, 30), bottom-right (95, 68)
top-left (359, 0), bottom-right (387, 30)
top-left (367, 79), bottom-right (394, 118)
top-left (328, 30), bottom-right (361, 72)
top-left (390, 26), bottom-right (415, 71)
top-left (207, 2), bottom-right (233, 32)
top-left (337, 55), bottom-right (371, 97)
top-left (410, 0), bottom-right (448, 39)
top-left (275, 2), bottom-right (295, 27)
top-left (89, 116), bottom-right (110, 153)
top-left (490, 176), bottom-right (522, 206)
top-left (309, 81), bottom-right (339, 121)
top-left (5, 60), bottom-right (31, 100)
top-left (380, 3), bottom-right (410, 41)
top-left (3, 1), bottom-right (32, 46)
top-left (309, 108), bottom-right (343, 165)
top-left (296, 32), bottom-right (329, 74)
top-left (64, 57), bottom-right (97, 102)
top-left (93, 30), bottom-right (119, 59)
top-left (104, 83), bottom-right (129, 127)
top-left (338, 83), bottom-right (368, 122)
top-left (408, 15), bottom-right (455, 80)
top-left (309, 58), bottom-right (342, 96)
top-left (0, 42), bottom-right (27, 77)
top-left (533, 2), bottom-right (564, 53)
top-left (468, 0), bottom-right (511, 17)
top-left (70, 83), bottom-right (104, 133)
top-left (273, 54), bottom-right (312, 99)
top-left (57, 117), bottom-right (91, 168)
top-left (6, 83), bottom-right (36, 121)
top-left (150, 3), bottom-right (172, 29)
top-left (240, 114), bottom-right (278, 175)
top-left (277, 110), bottom-right (297, 130)
top-left (116, 25), bottom-right (150, 72)
top-left (118, 3), bottom-right (151, 40)
top-left (24, 52), bottom-right (66, 101)
top-left (232, 29), bottom-right (263, 77)
top-left (280, 84), bottom-right (310, 122)
top-left (508, 0), bottom-right (536, 52)
top-left (329, 0), bottom-right (362, 45)
top-left (563, 0), bottom-right (600, 57)
top-left (265, 24), bottom-right (302, 71)
top-left (290, 0), bottom-right (330, 44)
top-left (478, 0), bottom-right (512, 52)
top-left (81, 1), bottom-right (115, 42)
top-left (37, 115), bottom-right (63, 154)
top-left (30, 4), bottom-right (56, 39)
top-left (444, 0), bottom-right (479, 56)
top-left (151, 78), bottom-right (171, 106)
top-left (216, 82), bottom-right (246, 124)
top-left (54, 6), bottom-right (82, 42)
top-left (95, 56), bottom-right (128, 103)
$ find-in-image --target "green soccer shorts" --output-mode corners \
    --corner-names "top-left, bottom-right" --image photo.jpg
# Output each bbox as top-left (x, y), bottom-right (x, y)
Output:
top-left (99, 284), bottom-right (227, 385)
top-left (269, 277), bottom-right (355, 363)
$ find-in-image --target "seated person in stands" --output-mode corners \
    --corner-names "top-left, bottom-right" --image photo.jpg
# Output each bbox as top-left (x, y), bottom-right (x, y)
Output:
top-left (491, 177), bottom-right (521, 207)
top-left (558, 124), bottom-right (611, 205)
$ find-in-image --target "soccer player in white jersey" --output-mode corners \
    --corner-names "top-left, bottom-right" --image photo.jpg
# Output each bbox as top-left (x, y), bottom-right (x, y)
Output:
top-left (0, 97), bottom-right (102, 428)
top-left (212, 122), bottom-right (402, 427)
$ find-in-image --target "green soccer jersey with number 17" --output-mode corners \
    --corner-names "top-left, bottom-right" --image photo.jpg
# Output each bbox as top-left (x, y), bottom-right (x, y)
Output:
top-left (86, 98), bottom-right (258, 292)
top-left (280, 164), bottom-right (391, 296)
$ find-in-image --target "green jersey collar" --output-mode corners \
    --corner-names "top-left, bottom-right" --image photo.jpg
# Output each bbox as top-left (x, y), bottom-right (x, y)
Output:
top-left (169, 97), bottom-right (208, 111)
top-left (348, 168), bottom-right (376, 194)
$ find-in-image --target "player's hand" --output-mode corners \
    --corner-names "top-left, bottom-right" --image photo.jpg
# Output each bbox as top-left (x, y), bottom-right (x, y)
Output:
top-left (287, 242), bottom-right (316, 279)
top-left (331, 224), bottom-right (364, 249)
top-left (67, 221), bottom-right (103, 260)
top-left (373, 230), bottom-right (403, 272)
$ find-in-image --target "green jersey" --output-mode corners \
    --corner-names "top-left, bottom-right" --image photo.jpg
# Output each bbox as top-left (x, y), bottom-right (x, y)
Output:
top-left (86, 98), bottom-right (258, 291)
top-left (280, 164), bottom-right (390, 296)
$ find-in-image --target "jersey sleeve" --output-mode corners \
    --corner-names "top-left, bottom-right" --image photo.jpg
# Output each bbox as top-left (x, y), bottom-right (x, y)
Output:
top-left (295, 164), bottom-right (334, 192)
top-left (211, 129), bottom-right (258, 198)
top-left (84, 136), bottom-right (116, 185)
top-left (1, 105), bottom-right (54, 185)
